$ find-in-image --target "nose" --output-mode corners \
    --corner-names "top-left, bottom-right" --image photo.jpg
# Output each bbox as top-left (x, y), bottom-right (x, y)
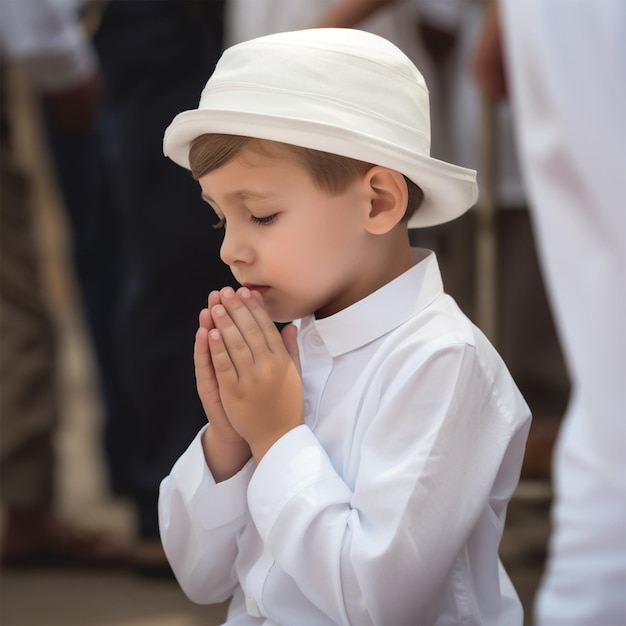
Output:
top-left (219, 223), bottom-right (254, 267)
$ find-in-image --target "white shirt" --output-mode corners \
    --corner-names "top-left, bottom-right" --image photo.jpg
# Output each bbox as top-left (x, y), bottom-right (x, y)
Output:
top-left (159, 249), bottom-right (531, 626)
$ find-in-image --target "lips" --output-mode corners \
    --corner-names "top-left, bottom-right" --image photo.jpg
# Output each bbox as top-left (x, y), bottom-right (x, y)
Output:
top-left (242, 283), bottom-right (270, 295)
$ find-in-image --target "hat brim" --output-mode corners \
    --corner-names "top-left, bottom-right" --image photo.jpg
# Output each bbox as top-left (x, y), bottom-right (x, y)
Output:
top-left (163, 109), bottom-right (478, 229)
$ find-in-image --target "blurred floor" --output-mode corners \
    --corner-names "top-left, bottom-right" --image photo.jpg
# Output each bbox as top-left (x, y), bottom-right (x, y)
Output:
top-left (0, 64), bottom-right (552, 626)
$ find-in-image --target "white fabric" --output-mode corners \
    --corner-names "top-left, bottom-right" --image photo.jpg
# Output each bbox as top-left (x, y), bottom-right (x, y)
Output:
top-left (0, 0), bottom-right (97, 90)
top-left (226, 0), bottom-right (428, 66)
top-left (163, 28), bottom-right (478, 229)
top-left (159, 248), bottom-right (531, 625)
top-left (500, 2), bottom-right (626, 624)
top-left (225, 0), bottom-right (448, 165)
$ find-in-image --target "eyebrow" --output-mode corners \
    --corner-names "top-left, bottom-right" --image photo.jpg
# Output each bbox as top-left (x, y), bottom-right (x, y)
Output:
top-left (201, 190), bottom-right (279, 205)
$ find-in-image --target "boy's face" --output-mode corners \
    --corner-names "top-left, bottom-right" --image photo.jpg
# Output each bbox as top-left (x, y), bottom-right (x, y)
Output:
top-left (199, 145), bottom-right (375, 322)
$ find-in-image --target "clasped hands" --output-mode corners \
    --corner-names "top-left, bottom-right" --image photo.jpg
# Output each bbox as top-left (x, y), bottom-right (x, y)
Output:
top-left (195, 286), bottom-right (303, 478)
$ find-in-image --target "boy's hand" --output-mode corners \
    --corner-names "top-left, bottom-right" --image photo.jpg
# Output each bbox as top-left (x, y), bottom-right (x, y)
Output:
top-left (195, 291), bottom-right (251, 480)
top-left (208, 287), bottom-right (304, 461)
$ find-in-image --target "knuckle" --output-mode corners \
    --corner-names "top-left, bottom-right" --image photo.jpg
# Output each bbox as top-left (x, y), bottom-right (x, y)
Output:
top-left (243, 322), bottom-right (263, 339)
top-left (213, 359), bottom-right (232, 374)
top-left (231, 337), bottom-right (249, 354)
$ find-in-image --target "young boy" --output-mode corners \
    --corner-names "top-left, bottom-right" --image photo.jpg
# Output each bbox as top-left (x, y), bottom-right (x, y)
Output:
top-left (158, 28), bottom-right (531, 625)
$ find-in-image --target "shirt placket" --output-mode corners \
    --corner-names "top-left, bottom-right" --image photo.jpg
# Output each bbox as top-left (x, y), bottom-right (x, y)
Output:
top-left (301, 325), bottom-right (333, 431)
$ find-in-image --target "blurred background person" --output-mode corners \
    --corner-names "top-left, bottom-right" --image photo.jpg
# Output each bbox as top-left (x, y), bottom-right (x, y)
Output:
top-left (38, 1), bottom-right (127, 524)
top-left (92, 0), bottom-right (237, 575)
top-left (0, 0), bottom-right (127, 567)
top-left (474, 1), bottom-right (626, 624)
top-left (1, 0), bottom-right (236, 576)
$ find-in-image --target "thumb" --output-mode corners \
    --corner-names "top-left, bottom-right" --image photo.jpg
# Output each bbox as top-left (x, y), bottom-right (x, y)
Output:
top-left (280, 324), bottom-right (301, 376)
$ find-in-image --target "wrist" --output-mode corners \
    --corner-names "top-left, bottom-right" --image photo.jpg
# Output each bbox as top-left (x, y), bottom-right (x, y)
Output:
top-left (202, 426), bottom-right (251, 482)
top-left (249, 424), bottom-right (301, 464)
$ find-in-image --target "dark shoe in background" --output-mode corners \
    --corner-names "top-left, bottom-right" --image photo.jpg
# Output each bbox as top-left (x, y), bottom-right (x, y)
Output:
top-left (1, 507), bottom-right (130, 569)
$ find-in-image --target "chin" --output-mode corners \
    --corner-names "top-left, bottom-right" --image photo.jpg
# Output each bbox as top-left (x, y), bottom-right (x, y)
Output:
top-left (270, 311), bottom-right (296, 324)
top-left (266, 303), bottom-right (305, 324)
top-left (263, 292), bottom-right (316, 323)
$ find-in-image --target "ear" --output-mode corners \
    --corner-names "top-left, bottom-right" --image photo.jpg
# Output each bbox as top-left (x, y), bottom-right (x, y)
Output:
top-left (363, 167), bottom-right (408, 235)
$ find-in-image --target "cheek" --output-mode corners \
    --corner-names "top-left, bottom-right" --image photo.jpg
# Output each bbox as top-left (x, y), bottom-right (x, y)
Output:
top-left (263, 235), bottom-right (325, 298)
top-left (267, 198), bottom-right (360, 280)
top-left (275, 237), bottom-right (318, 278)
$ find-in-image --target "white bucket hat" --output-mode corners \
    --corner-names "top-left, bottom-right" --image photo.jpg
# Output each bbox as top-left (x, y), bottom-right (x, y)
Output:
top-left (163, 28), bottom-right (478, 228)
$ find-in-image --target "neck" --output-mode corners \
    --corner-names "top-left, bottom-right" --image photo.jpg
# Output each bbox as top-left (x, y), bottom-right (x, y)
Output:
top-left (373, 226), bottom-right (415, 283)
top-left (314, 227), bottom-right (415, 319)
top-left (353, 227), bottom-right (415, 304)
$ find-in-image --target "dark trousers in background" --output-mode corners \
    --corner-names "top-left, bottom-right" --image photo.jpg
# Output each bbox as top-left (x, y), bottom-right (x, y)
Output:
top-left (91, 0), bottom-right (235, 540)
top-left (0, 152), bottom-right (57, 510)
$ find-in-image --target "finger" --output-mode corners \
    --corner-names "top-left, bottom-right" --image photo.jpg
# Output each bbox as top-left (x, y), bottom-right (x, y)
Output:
top-left (195, 326), bottom-right (222, 396)
top-left (196, 323), bottom-right (238, 433)
top-left (210, 303), bottom-right (255, 372)
top-left (199, 291), bottom-right (222, 333)
top-left (194, 326), bottom-right (211, 370)
top-left (280, 324), bottom-right (301, 376)
top-left (207, 327), bottom-right (240, 385)
top-left (218, 287), bottom-right (272, 354)
top-left (194, 327), bottom-right (220, 412)
top-left (208, 289), bottom-right (221, 311)
top-left (199, 308), bottom-right (211, 330)
top-left (237, 287), bottom-right (285, 354)
top-left (205, 291), bottom-right (222, 330)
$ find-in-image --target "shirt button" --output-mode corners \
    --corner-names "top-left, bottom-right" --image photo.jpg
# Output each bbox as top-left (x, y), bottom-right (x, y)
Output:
top-left (245, 595), bottom-right (261, 617)
top-left (310, 331), bottom-right (324, 347)
top-left (303, 400), bottom-right (312, 416)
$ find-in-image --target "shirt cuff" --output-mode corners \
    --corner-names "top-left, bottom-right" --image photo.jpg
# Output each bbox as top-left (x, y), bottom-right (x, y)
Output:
top-left (247, 425), bottom-right (347, 541)
top-left (164, 425), bottom-right (255, 530)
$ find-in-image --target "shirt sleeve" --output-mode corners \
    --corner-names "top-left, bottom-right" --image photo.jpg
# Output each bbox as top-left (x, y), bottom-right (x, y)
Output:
top-left (248, 340), bottom-right (529, 624)
top-left (0, 0), bottom-right (98, 90)
top-left (158, 426), bottom-right (255, 604)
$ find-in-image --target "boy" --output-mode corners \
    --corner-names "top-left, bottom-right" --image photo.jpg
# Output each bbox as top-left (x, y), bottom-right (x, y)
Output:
top-left (159, 29), bottom-right (531, 625)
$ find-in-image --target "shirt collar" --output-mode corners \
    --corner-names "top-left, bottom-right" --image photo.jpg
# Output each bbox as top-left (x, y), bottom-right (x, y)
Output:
top-left (302, 248), bottom-right (443, 357)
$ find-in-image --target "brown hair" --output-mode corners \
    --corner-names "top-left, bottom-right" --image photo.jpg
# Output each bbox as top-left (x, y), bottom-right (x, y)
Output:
top-left (189, 134), bottom-right (423, 222)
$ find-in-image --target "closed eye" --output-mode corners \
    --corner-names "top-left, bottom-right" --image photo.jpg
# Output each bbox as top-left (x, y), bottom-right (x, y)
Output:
top-left (250, 214), bottom-right (278, 226)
